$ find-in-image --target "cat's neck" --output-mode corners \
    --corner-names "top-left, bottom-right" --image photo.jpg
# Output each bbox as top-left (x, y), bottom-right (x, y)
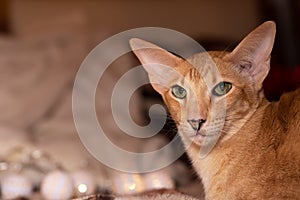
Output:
top-left (186, 98), bottom-right (271, 197)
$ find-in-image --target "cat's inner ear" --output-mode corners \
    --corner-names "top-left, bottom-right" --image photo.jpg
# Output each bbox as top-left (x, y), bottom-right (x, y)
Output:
top-left (226, 21), bottom-right (276, 89)
top-left (130, 38), bottom-right (184, 94)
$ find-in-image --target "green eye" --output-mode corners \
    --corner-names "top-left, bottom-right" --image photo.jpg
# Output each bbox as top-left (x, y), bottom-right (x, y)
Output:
top-left (212, 82), bottom-right (232, 96)
top-left (171, 85), bottom-right (187, 99)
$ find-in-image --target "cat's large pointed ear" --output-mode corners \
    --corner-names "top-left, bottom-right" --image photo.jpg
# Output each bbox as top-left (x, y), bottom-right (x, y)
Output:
top-left (226, 21), bottom-right (276, 90)
top-left (130, 38), bottom-right (184, 94)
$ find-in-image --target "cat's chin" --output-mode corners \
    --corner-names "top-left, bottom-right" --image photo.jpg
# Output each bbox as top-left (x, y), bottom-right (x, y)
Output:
top-left (189, 132), bottom-right (207, 146)
top-left (191, 136), bottom-right (205, 146)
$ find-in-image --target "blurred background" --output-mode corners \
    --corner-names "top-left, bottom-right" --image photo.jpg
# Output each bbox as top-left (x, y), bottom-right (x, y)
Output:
top-left (0, 0), bottom-right (299, 199)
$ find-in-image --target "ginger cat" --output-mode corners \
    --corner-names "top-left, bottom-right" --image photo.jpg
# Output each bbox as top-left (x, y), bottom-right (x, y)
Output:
top-left (130, 21), bottom-right (300, 199)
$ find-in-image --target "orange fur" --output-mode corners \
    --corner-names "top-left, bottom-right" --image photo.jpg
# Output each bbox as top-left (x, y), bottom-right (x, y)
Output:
top-left (130, 21), bottom-right (300, 199)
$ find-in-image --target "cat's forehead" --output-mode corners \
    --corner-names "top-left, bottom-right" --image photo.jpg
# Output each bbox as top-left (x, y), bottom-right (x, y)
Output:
top-left (184, 51), bottom-right (231, 88)
top-left (187, 51), bottom-right (230, 70)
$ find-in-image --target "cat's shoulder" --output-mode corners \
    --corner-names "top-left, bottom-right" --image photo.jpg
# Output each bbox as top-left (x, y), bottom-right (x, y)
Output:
top-left (279, 87), bottom-right (300, 107)
top-left (276, 87), bottom-right (300, 123)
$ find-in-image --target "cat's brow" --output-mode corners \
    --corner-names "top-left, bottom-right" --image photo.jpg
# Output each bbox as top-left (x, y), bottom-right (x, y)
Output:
top-left (188, 68), bottom-right (201, 82)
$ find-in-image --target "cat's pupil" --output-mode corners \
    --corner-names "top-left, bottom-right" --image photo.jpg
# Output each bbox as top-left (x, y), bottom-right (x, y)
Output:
top-left (220, 83), bottom-right (225, 91)
top-left (212, 82), bottom-right (232, 96)
top-left (178, 87), bottom-right (184, 94)
top-left (171, 85), bottom-right (187, 99)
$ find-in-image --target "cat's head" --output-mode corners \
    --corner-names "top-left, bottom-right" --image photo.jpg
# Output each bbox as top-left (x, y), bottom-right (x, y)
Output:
top-left (130, 21), bottom-right (276, 146)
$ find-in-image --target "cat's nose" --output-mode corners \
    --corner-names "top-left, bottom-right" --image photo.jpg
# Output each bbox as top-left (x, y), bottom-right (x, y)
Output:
top-left (187, 119), bottom-right (206, 131)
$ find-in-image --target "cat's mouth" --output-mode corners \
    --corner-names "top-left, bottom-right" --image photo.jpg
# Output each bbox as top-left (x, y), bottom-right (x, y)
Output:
top-left (190, 130), bottom-right (220, 145)
top-left (188, 130), bottom-right (208, 142)
top-left (195, 131), bottom-right (216, 138)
